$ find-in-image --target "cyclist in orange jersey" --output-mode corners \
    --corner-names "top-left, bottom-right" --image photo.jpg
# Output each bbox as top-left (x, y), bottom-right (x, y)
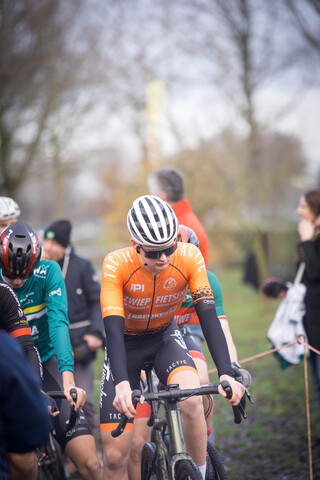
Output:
top-left (100, 195), bottom-right (245, 480)
top-left (127, 225), bottom-right (241, 479)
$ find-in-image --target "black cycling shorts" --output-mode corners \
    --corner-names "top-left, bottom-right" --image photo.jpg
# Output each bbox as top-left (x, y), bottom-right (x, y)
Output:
top-left (182, 325), bottom-right (206, 363)
top-left (100, 320), bottom-right (198, 431)
top-left (43, 355), bottom-right (92, 449)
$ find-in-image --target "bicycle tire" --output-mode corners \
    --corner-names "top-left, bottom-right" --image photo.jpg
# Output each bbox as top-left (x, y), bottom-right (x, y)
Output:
top-left (175, 458), bottom-right (203, 480)
top-left (151, 428), bottom-right (170, 456)
top-left (141, 442), bottom-right (161, 480)
top-left (205, 439), bottom-right (227, 480)
top-left (38, 433), bottom-right (66, 480)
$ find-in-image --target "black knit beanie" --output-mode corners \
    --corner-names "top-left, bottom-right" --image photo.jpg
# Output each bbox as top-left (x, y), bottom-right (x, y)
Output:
top-left (44, 219), bottom-right (71, 248)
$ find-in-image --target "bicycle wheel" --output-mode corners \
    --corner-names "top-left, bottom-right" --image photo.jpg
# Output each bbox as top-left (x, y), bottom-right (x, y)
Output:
top-left (141, 442), bottom-right (161, 480)
top-left (175, 458), bottom-right (202, 480)
top-left (205, 439), bottom-right (227, 480)
top-left (151, 427), bottom-right (170, 456)
top-left (38, 433), bottom-right (66, 480)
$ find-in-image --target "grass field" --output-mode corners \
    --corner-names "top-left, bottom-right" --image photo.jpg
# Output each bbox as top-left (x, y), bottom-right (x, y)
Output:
top-left (92, 266), bottom-right (320, 479)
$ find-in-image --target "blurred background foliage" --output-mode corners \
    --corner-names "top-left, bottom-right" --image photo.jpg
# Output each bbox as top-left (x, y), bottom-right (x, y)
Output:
top-left (1, 0), bottom-right (320, 282)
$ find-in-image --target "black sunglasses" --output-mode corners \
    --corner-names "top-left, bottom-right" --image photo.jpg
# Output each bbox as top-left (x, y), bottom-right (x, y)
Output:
top-left (138, 243), bottom-right (177, 259)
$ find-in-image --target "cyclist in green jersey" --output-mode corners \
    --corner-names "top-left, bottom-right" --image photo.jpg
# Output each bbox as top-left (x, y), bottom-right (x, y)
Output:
top-left (0, 221), bottom-right (102, 480)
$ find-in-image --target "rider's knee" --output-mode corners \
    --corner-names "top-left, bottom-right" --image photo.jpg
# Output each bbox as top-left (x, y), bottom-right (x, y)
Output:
top-left (103, 444), bottom-right (129, 471)
top-left (180, 395), bottom-right (204, 418)
top-left (78, 455), bottom-right (101, 477)
top-left (130, 436), bottom-right (145, 463)
top-left (8, 451), bottom-right (37, 478)
top-left (198, 369), bottom-right (209, 385)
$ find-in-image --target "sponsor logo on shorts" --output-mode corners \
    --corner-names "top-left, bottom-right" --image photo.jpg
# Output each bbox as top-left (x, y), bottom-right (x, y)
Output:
top-left (166, 359), bottom-right (188, 374)
top-left (170, 329), bottom-right (188, 350)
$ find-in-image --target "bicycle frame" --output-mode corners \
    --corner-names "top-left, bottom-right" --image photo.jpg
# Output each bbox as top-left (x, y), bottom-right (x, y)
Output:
top-left (144, 364), bottom-right (210, 480)
top-left (36, 389), bottom-right (78, 480)
top-left (145, 366), bottom-right (192, 479)
top-left (111, 365), bottom-right (248, 480)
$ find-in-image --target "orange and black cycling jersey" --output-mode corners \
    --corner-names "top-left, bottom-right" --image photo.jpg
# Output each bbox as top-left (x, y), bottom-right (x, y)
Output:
top-left (101, 242), bottom-right (214, 335)
top-left (0, 282), bottom-right (32, 338)
top-left (0, 281), bottom-right (42, 380)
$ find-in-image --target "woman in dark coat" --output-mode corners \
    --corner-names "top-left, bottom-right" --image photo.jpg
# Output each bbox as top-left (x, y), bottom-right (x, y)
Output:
top-left (296, 190), bottom-right (320, 424)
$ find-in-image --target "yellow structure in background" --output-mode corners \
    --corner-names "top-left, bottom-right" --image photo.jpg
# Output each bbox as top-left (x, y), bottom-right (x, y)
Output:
top-left (145, 79), bottom-right (167, 166)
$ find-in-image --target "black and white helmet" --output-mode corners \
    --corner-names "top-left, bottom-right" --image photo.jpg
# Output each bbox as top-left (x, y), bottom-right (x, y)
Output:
top-left (0, 197), bottom-right (21, 221)
top-left (127, 195), bottom-right (179, 247)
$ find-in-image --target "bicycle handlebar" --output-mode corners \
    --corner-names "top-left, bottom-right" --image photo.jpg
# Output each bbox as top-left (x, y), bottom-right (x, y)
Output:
top-left (111, 381), bottom-right (247, 437)
top-left (45, 388), bottom-right (78, 430)
top-left (220, 380), bottom-right (246, 424)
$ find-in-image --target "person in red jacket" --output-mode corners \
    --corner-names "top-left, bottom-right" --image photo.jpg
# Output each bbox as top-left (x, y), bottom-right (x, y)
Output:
top-left (148, 167), bottom-right (210, 347)
top-left (148, 168), bottom-right (209, 266)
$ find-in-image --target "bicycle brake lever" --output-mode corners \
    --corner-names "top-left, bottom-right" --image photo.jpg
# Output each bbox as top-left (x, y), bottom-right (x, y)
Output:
top-left (111, 414), bottom-right (129, 437)
top-left (131, 389), bottom-right (142, 405)
top-left (67, 388), bottom-right (79, 429)
top-left (70, 388), bottom-right (77, 406)
top-left (111, 389), bottom-right (142, 438)
top-left (220, 380), bottom-right (232, 399)
top-left (221, 380), bottom-right (247, 424)
top-left (245, 389), bottom-right (254, 404)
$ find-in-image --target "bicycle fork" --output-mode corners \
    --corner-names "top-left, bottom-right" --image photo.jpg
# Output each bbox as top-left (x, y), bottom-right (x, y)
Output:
top-left (166, 399), bottom-right (193, 479)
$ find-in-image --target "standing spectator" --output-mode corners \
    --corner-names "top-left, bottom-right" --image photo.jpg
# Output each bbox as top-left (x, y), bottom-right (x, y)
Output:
top-left (42, 219), bottom-right (104, 433)
top-left (148, 167), bottom-right (209, 266)
top-left (148, 167), bottom-right (210, 347)
top-left (264, 190), bottom-right (320, 448)
top-left (0, 196), bottom-right (20, 232)
top-left (296, 190), bottom-right (320, 435)
top-left (0, 331), bottom-right (50, 480)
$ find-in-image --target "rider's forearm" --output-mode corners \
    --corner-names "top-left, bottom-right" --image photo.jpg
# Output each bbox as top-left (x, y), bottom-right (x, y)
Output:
top-left (196, 305), bottom-right (234, 377)
top-left (23, 344), bottom-right (43, 382)
top-left (62, 370), bottom-right (76, 390)
top-left (219, 318), bottom-right (238, 363)
top-left (104, 315), bottom-right (129, 385)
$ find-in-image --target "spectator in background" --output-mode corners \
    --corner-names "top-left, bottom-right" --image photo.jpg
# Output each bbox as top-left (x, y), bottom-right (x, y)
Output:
top-left (148, 167), bottom-right (209, 266)
top-left (42, 219), bottom-right (104, 434)
top-left (263, 189), bottom-right (320, 448)
top-left (296, 191), bottom-right (320, 427)
top-left (0, 330), bottom-right (50, 480)
top-left (148, 167), bottom-right (210, 348)
top-left (0, 196), bottom-right (20, 231)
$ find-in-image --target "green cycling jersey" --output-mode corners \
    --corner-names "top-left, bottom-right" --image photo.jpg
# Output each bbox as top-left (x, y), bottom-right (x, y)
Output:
top-left (175, 271), bottom-right (226, 328)
top-left (0, 260), bottom-right (74, 374)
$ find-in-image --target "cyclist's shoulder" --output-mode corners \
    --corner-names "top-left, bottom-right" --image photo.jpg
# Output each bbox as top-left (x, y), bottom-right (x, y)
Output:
top-left (207, 270), bottom-right (220, 285)
top-left (0, 280), bottom-right (14, 295)
top-left (172, 243), bottom-right (205, 272)
top-left (102, 246), bottom-right (139, 273)
top-left (0, 280), bottom-right (19, 297)
top-left (33, 259), bottom-right (62, 279)
top-left (0, 281), bottom-right (21, 310)
top-left (175, 242), bottom-right (203, 260)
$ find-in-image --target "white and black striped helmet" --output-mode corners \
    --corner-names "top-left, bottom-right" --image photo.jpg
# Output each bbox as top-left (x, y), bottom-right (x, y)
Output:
top-left (127, 195), bottom-right (179, 247)
top-left (0, 197), bottom-right (21, 221)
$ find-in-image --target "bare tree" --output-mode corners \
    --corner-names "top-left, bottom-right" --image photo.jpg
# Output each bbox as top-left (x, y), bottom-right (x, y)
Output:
top-left (0, 0), bottom-right (104, 197)
top-left (285, 0), bottom-right (320, 54)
